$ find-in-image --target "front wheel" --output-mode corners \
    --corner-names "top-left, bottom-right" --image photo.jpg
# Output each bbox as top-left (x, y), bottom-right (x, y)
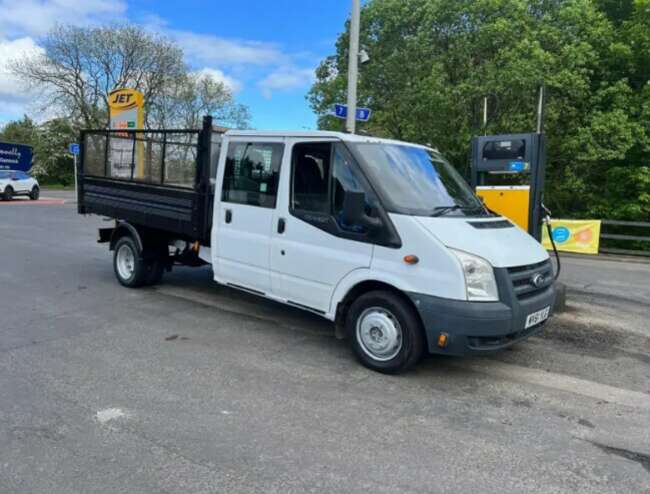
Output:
top-left (346, 290), bottom-right (425, 374)
top-left (3, 186), bottom-right (13, 201)
top-left (30, 186), bottom-right (39, 200)
top-left (113, 237), bottom-right (147, 288)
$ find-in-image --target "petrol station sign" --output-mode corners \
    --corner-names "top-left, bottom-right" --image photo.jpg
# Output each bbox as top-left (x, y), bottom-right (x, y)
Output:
top-left (108, 88), bottom-right (144, 178)
top-left (108, 88), bottom-right (144, 130)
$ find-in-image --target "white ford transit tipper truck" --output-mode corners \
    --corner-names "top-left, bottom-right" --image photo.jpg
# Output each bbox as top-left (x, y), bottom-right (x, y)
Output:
top-left (77, 117), bottom-right (555, 373)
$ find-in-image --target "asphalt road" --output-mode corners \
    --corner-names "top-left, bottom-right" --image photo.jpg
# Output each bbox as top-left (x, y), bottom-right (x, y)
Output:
top-left (1, 192), bottom-right (649, 493)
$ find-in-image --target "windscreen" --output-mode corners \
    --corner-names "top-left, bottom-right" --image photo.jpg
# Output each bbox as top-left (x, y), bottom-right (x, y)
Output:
top-left (352, 143), bottom-right (484, 216)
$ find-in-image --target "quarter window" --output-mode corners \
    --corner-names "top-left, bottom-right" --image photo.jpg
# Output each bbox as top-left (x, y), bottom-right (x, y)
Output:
top-left (222, 142), bottom-right (284, 208)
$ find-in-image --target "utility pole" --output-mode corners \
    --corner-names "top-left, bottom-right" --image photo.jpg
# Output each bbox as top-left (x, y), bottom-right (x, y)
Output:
top-left (346, 0), bottom-right (361, 134)
top-left (536, 84), bottom-right (545, 134)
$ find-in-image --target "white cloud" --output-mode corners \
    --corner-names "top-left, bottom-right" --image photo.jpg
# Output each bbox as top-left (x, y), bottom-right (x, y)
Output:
top-left (258, 66), bottom-right (315, 99)
top-left (169, 30), bottom-right (286, 67)
top-left (193, 67), bottom-right (242, 94)
top-left (0, 0), bottom-right (127, 38)
top-left (0, 36), bottom-right (44, 120)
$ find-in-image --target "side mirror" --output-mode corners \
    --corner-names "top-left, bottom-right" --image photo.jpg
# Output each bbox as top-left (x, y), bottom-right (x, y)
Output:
top-left (342, 191), bottom-right (383, 232)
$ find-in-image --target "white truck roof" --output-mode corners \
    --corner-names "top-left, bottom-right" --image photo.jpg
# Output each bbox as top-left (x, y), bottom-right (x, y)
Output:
top-left (224, 129), bottom-right (437, 152)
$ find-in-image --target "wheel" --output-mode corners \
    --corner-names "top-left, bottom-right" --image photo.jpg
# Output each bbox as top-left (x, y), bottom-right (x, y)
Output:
top-left (29, 186), bottom-right (39, 200)
top-left (3, 186), bottom-right (13, 201)
top-left (144, 259), bottom-right (165, 286)
top-left (346, 290), bottom-right (425, 374)
top-left (113, 236), bottom-right (147, 288)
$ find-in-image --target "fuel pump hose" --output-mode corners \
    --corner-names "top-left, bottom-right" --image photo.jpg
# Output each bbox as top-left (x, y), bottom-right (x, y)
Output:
top-left (542, 204), bottom-right (561, 281)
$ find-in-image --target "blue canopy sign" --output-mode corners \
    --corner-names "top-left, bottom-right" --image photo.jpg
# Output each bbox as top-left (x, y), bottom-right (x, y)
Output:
top-left (0, 142), bottom-right (33, 172)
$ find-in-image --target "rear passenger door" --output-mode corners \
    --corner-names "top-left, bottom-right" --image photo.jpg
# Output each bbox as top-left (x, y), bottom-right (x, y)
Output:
top-left (213, 138), bottom-right (285, 294)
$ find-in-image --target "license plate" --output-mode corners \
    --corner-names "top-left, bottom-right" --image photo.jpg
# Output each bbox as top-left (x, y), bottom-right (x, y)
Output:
top-left (525, 306), bottom-right (550, 329)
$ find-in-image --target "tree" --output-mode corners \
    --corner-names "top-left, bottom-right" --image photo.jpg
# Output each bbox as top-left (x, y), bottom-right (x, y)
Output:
top-left (148, 72), bottom-right (251, 129)
top-left (0, 116), bottom-right (75, 185)
top-left (0, 116), bottom-right (37, 145)
top-left (32, 119), bottom-right (76, 186)
top-left (12, 24), bottom-right (187, 129)
top-left (308, 0), bottom-right (650, 220)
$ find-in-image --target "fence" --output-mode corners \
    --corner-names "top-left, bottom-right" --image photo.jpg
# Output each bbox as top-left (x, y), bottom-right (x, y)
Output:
top-left (599, 220), bottom-right (650, 257)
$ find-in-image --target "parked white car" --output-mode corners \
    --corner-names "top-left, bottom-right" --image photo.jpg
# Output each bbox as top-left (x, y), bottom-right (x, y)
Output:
top-left (0, 170), bottom-right (40, 200)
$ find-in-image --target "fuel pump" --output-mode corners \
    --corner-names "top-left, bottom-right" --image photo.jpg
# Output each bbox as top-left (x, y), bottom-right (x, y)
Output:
top-left (470, 132), bottom-right (546, 240)
top-left (470, 87), bottom-right (562, 286)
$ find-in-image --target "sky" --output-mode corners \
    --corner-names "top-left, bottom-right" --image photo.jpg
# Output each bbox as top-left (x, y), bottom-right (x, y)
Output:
top-left (0, 0), bottom-right (351, 130)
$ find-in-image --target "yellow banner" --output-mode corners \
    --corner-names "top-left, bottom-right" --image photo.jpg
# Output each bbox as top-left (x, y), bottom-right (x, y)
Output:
top-left (542, 219), bottom-right (602, 255)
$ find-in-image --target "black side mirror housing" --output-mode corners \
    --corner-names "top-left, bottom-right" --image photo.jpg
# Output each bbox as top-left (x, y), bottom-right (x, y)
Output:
top-left (342, 191), bottom-right (383, 232)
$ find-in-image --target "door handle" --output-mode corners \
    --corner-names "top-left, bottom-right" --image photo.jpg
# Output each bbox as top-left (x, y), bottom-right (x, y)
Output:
top-left (277, 218), bottom-right (286, 234)
top-left (225, 209), bottom-right (232, 224)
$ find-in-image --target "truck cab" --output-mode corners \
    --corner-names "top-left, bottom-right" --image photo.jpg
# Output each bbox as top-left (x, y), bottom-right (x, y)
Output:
top-left (79, 124), bottom-right (556, 373)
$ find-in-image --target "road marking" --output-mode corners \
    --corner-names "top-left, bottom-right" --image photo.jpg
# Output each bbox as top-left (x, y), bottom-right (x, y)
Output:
top-left (0, 197), bottom-right (66, 206)
top-left (157, 284), bottom-right (650, 409)
top-left (457, 360), bottom-right (650, 410)
top-left (96, 408), bottom-right (127, 423)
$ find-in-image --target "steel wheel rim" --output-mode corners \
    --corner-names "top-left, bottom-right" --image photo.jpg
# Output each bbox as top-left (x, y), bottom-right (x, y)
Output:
top-left (116, 244), bottom-right (136, 280)
top-left (356, 307), bottom-right (403, 362)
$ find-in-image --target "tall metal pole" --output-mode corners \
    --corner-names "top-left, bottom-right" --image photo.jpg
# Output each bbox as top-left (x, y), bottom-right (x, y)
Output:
top-left (73, 154), bottom-right (78, 200)
top-left (346, 0), bottom-right (361, 134)
top-left (536, 84), bottom-right (545, 134)
top-left (483, 96), bottom-right (488, 136)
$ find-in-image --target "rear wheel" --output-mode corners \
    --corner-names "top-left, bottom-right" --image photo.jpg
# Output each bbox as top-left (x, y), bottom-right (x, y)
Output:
top-left (3, 186), bottom-right (13, 201)
top-left (143, 244), bottom-right (168, 286)
top-left (29, 186), bottom-right (39, 200)
top-left (347, 290), bottom-right (425, 374)
top-left (113, 237), bottom-right (147, 288)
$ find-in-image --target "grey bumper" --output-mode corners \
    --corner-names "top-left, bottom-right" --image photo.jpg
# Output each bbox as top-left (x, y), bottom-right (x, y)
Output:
top-left (407, 267), bottom-right (556, 356)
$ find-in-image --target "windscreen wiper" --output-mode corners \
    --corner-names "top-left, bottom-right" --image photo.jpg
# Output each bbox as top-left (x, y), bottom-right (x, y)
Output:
top-left (430, 205), bottom-right (463, 217)
top-left (430, 204), bottom-right (489, 217)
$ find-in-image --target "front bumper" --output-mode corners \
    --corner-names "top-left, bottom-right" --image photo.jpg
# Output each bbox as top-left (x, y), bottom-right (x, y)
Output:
top-left (407, 268), bottom-right (556, 356)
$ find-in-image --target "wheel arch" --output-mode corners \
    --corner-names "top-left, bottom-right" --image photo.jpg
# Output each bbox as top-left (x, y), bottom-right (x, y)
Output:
top-left (333, 278), bottom-right (426, 344)
top-left (109, 222), bottom-right (144, 253)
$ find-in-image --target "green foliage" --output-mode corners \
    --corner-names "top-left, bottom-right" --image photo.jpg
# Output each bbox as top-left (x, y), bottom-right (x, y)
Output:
top-left (308, 0), bottom-right (650, 221)
top-left (0, 117), bottom-right (76, 185)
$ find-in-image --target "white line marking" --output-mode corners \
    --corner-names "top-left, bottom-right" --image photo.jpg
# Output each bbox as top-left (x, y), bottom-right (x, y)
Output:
top-left (459, 361), bottom-right (650, 409)
top-left (96, 408), bottom-right (127, 423)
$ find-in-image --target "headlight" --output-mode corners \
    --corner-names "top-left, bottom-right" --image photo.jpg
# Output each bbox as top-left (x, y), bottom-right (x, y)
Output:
top-left (450, 248), bottom-right (499, 302)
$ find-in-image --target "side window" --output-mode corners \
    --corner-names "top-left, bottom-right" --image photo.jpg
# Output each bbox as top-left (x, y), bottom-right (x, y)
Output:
top-left (222, 142), bottom-right (284, 208)
top-left (290, 142), bottom-right (377, 236)
top-left (291, 143), bottom-right (331, 214)
top-left (332, 144), bottom-right (374, 233)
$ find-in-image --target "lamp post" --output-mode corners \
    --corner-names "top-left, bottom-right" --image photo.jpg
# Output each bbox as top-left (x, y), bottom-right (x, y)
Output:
top-left (346, 0), bottom-right (361, 134)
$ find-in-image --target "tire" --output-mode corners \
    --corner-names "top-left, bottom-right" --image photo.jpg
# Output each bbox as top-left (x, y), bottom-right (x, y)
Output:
top-left (3, 186), bottom-right (13, 201)
top-left (346, 290), bottom-right (425, 374)
top-left (144, 260), bottom-right (165, 286)
top-left (29, 186), bottom-right (39, 200)
top-left (113, 236), bottom-right (147, 288)
top-left (145, 250), bottom-right (167, 286)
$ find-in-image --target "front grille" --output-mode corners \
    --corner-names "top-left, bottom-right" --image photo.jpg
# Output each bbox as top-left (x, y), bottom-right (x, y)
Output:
top-left (507, 260), bottom-right (553, 300)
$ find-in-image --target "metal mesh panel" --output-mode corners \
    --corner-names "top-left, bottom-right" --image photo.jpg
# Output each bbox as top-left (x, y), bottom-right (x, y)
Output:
top-left (164, 133), bottom-right (199, 188)
top-left (83, 134), bottom-right (107, 176)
